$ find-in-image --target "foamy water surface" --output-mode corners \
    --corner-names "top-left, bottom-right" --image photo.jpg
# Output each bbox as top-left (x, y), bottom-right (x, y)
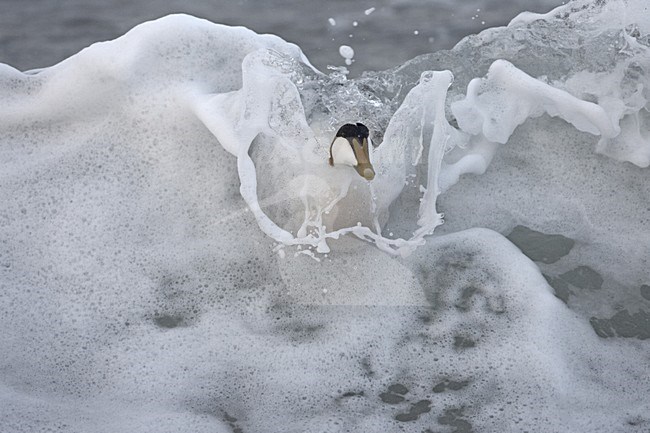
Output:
top-left (1, 0), bottom-right (649, 432)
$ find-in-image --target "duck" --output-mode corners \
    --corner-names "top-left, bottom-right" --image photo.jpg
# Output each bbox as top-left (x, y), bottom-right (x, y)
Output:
top-left (328, 122), bottom-right (376, 181)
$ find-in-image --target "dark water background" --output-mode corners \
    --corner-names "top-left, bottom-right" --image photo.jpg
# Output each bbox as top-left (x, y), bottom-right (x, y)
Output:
top-left (1, 0), bottom-right (563, 73)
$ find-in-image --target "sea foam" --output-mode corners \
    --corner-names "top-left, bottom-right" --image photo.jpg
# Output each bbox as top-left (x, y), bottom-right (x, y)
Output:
top-left (1, 1), bottom-right (649, 432)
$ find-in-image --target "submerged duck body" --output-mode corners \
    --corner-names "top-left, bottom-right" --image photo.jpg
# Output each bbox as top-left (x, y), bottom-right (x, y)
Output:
top-left (329, 123), bottom-right (376, 181)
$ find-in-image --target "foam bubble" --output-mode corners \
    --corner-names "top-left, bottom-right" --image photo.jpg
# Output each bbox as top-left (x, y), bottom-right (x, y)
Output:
top-left (338, 44), bottom-right (354, 65)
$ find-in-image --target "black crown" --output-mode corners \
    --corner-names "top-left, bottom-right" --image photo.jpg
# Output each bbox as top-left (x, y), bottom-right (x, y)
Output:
top-left (335, 122), bottom-right (369, 139)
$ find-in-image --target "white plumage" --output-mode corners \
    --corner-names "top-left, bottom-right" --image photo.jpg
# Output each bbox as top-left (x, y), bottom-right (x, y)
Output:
top-left (330, 136), bottom-right (358, 166)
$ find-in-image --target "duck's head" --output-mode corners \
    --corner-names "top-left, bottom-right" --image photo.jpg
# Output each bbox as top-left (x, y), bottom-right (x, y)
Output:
top-left (328, 123), bottom-right (376, 181)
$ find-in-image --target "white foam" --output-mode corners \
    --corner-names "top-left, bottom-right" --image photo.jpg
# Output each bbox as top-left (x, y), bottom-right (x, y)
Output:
top-left (451, 59), bottom-right (619, 144)
top-left (1, 2), bottom-right (650, 432)
top-left (338, 44), bottom-right (354, 65)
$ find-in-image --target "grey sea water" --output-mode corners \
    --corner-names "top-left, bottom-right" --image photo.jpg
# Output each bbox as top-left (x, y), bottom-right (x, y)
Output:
top-left (0, 0), bottom-right (564, 73)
